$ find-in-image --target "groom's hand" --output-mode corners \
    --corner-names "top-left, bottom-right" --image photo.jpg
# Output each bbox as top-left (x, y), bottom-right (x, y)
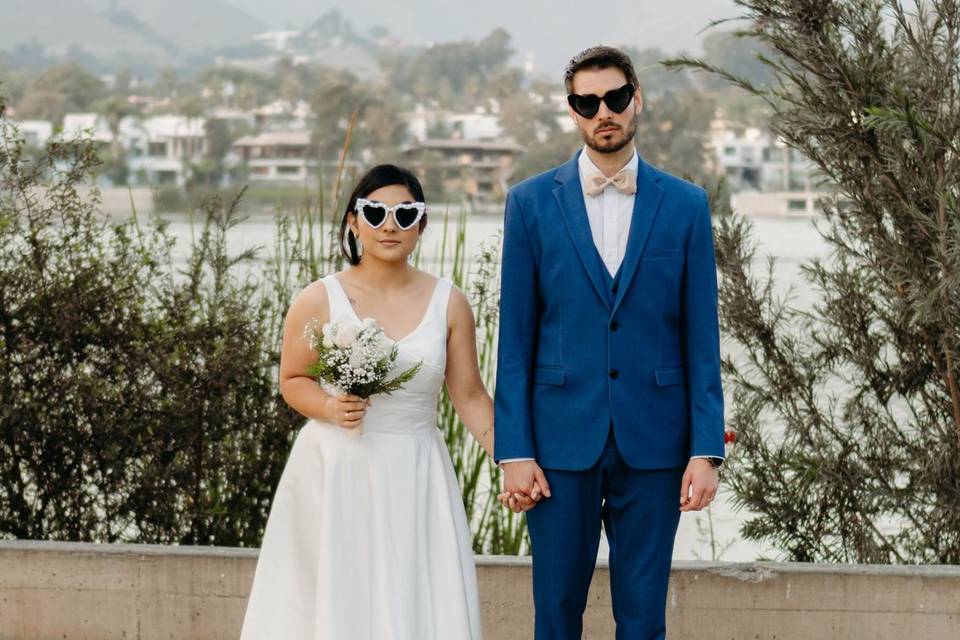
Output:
top-left (499, 461), bottom-right (551, 512)
top-left (679, 458), bottom-right (719, 512)
top-left (497, 479), bottom-right (550, 512)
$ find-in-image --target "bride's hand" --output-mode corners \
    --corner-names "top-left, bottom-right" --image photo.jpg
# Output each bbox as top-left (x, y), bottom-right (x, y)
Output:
top-left (326, 394), bottom-right (371, 430)
top-left (497, 479), bottom-right (548, 513)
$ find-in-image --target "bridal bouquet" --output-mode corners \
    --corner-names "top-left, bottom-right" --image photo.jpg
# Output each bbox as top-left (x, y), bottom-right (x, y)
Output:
top-left (304, 317), bottom-right (422, 435)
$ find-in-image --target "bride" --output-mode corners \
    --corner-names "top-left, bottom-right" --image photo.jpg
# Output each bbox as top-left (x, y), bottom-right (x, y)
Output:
top-left (240, 164), bottom-right (500, 639)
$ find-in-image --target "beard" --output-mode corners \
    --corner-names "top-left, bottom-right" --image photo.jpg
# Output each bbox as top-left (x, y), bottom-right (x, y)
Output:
top-left (581, 114), bottom-right (638, 154)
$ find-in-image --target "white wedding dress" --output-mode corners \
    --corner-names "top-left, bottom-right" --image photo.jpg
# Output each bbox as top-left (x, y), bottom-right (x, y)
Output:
top-left (240, 274), bottom-right (483, 640)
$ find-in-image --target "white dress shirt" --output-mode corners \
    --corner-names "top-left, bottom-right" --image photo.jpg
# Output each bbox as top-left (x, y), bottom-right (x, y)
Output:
top-left (499, 148), bottom-right (718, 465)
top-left (578, 146), bottom-right (638, 276)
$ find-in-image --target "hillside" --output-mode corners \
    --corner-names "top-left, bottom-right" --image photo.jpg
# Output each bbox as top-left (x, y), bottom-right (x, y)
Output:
top-left (223, 0), bottom-right (741, 72)
top-left (0, 0), bottom-right (265, 63)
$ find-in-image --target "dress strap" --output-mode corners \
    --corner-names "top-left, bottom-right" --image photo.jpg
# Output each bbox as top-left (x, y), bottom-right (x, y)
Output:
top-left (321, 274), bottom-right (351, 322)
top-left (432, 278), bottom-right (454, 330)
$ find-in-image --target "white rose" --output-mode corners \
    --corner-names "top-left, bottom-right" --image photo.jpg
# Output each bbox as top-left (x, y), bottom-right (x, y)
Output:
top-left (321, 323), bottom-right (335, 348)
top-left (361, 317), bottom-right (378, 330)
top-left (334, 323), bottom-right (360, 348)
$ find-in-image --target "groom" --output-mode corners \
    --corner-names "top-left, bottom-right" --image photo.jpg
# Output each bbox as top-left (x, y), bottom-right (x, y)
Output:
top-left (494, 46), bottom-right (725, 639)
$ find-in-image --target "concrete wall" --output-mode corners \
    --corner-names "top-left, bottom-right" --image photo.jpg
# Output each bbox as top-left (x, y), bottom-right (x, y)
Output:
top-left (1, 541), bottom-right (958, 639)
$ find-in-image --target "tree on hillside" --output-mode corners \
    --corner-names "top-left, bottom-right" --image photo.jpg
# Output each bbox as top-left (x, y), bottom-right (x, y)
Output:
top-left (308, 67), bottom-right (373, 161)
top-left (698, 29), bottom-right (774, 92)
top-left (19, 63), bottom-right (107, 120)
top-left (621, 46), bottom-right (693, 98)
top-left (92, 95), bottom-right (139, 185)
top-left (14, 91), bottom-right (69, 125)
top-left (156, 66), bottom-right (179, 99)
top-left (0, 59), bottom-right (29, 108)
top-left (380, 28), bottom-right (515, 109)
top-left (509, 130), bottom-right (581, 184)
top-left (635, 90), bottom-right (717, 184)
top-left (113, 66), bottom-right (133, 94)
top-left (5, 40), bottom-right (55, 74)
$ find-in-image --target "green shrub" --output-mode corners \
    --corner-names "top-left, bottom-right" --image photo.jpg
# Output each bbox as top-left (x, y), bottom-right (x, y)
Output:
top-left (0, 100), bottom-right (525, 552)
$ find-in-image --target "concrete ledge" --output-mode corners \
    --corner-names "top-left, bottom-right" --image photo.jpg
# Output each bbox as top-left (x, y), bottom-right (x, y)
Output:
top-left (1, 541), bottom-right (958, 639)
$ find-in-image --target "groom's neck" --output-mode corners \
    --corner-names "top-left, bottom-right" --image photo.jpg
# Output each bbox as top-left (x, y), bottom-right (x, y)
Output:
top-left (584, 144), bottom-right (636, 177)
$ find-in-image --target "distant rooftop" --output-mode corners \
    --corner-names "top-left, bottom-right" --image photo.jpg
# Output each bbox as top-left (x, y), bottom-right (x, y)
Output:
top-left (233, 131), bottom-right (313, 147)
top-left (60, 113), bottom-right (112, 142)
top-left (142, 115), bottom-right (206, 139)
top-left (405, 138), bottom-right (525, 153)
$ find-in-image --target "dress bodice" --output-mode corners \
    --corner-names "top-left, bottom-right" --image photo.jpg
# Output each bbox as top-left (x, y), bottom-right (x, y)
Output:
top-left (320, 274), bottom-right (452, 434)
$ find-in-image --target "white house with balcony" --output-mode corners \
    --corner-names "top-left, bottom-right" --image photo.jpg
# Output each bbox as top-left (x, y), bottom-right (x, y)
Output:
top-left (232, 130), bottom-right (317, 183)
top-left (127, 116), bottom-right (208, 187)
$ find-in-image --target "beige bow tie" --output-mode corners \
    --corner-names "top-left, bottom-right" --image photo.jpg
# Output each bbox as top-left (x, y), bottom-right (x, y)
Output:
top-left (584, 169), bottom-right (637, 197)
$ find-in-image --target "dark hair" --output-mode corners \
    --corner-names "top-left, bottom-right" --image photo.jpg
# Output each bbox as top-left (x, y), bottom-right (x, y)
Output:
top-left (563, 46), bottom-right (640, 94)
top-left (340, 164), bottom-right (427, 266)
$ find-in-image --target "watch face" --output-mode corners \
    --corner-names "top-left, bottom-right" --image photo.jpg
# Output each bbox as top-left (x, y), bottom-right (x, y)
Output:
top-left (709, 457), bottom-right (723, 469)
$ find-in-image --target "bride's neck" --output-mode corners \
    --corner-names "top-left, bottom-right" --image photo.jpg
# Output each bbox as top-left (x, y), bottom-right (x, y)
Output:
top-left (350, 258), bottom-right (417, 292)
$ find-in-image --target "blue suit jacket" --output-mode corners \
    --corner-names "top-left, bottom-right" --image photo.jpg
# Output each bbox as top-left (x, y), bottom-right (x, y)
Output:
top-left (493, 151), bottom-right (724, 470)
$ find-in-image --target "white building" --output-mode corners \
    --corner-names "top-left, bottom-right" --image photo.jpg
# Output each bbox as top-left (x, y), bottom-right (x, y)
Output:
top-left (60, 113), bottom-right (114, 149)
top-left (44, 113), bottom-right (208, 187)
top-left (252, 30), bottom-right (302, 52)
top-left (406, 105), bottom-right (504, 143)
top-left (253, 100), bottom-right (311, 131)
top-left (14, 120), bottom-right (54, 148)
top-left (710, 125), bottom-right (819, 193)
top-left (127, 116), bottom-right (208, 187)
top-left (730, 190), bottom-right (827, 216)
top-left (232, 130), bottom-right (317, 183)
top-left (210, 107), bottom-right (256, 131)
top-left (402, 138), bottom-right (524, 201)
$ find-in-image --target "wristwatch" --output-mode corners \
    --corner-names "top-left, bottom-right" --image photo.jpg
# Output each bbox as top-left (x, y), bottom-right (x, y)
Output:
top-left (707, 457), bottom-right (724, 469)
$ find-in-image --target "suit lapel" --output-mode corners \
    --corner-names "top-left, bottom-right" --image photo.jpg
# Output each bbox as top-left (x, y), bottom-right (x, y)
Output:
top-left (612, 158), bottom-right (665, 314)
top-left (552, 152), bottom-right (611, 309)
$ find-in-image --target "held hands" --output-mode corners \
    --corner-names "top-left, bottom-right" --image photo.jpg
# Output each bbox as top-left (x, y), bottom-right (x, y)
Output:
top-left (497, 460), bottom-right (552, 513)
top-left (326, 394), bottom-right (372, 430)
top-left (679, 458), bottom-right (719, 512)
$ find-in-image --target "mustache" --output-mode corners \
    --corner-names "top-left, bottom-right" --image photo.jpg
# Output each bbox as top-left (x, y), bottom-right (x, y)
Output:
top-left (593, 121), bottom-right (621, 134)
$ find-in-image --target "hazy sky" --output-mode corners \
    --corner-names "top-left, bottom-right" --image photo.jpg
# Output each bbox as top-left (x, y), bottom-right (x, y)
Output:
top-left (224, 0), bottom-right (744, 77)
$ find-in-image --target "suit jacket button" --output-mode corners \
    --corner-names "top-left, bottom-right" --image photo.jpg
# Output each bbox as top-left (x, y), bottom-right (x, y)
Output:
top-left (612, 283), bottom-right (619, 294)
top-left (609, 369), bottom-right (619, 379)
top-left (610, 320), bottom-right (620, 331)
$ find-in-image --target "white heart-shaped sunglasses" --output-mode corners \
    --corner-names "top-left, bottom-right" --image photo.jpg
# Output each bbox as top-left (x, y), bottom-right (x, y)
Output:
top-left (356, 198), bottom-right (426, 231)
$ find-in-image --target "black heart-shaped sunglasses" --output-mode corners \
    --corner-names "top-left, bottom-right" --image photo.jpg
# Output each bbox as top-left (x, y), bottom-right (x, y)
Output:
top-left (567, 82), bottom-right (636, 119)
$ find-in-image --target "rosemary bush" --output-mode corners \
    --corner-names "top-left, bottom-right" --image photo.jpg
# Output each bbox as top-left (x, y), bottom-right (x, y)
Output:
top-left (673, 0), bottom-right (960, 563)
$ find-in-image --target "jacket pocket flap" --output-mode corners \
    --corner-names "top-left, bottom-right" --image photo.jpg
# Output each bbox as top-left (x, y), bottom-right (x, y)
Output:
top-left (643, 248), bottom-right (681, 259)
top-left (533, 365), bottom-right (565, 386)
top-left (655, 366), bottom-right (685, 387)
